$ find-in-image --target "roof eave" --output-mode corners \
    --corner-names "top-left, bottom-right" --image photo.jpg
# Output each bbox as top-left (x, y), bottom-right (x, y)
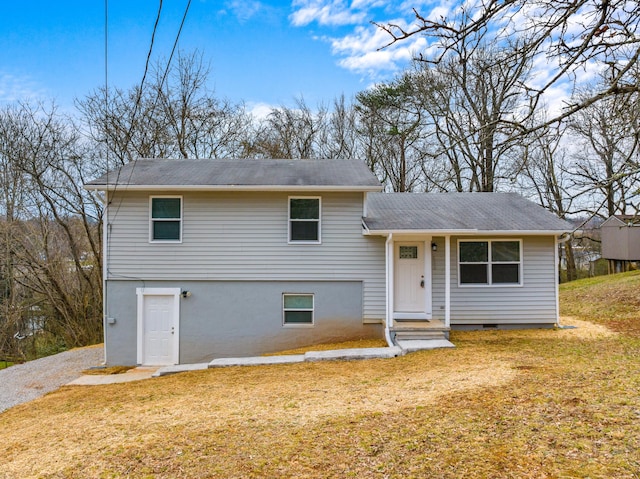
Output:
top-left (84, 184), bottom-right (384, 192)
top-left (362, 228), bottom-right (571, 236)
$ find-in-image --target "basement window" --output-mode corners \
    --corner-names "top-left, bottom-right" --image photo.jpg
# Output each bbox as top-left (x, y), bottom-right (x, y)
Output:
top-left (283, 294), bottom-right (314, 326)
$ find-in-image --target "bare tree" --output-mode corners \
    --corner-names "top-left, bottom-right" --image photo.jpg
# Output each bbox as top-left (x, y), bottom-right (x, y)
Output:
top-left (569, 83), bottom-right (640, 218)
top-left (77, 51), bottom-right (251, 165)
top-left (355, 74), bottom-right (430, 192)
top-left (248, 97), bottom-right (330, 159)
top-left (0, 102), bottom-right (102, 358)
top-left (519, 126), bottom-right (579, 280)
top-left (377, 1), bottom-right (640, 130)
top-left (413, 40), bottom-right (535, 192)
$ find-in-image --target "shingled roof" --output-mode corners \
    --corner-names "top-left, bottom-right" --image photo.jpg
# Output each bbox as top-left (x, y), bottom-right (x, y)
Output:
top-left (363, 192), bottom-right (572, 234)
top-left (85, 158), bottom-right (383, 192)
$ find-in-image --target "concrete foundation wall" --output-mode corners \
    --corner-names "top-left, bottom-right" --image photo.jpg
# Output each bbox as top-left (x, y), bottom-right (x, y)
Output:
top-left (105, 280), bottom-right (382, 365)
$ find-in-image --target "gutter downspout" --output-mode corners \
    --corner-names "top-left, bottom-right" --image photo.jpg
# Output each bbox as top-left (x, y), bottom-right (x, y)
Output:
top-left (385, 233), bottom-right (394, 347)
top-left (555, 233), bottom-right (571, 328)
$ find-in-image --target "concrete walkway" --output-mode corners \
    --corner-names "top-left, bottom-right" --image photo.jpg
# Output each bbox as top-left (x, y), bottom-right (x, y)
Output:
top-left (67, 340), bottom-right (455, 385)
top-left (67, 367), bottom-right (159, 385)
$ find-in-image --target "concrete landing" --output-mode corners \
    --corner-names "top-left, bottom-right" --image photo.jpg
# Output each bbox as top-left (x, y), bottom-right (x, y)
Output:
top-left (395, 339), bottom-right (455, 353)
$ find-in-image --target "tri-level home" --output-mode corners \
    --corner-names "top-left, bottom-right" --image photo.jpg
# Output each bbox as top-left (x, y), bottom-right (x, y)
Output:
top-left (85, 158), bottom-right (572, 366)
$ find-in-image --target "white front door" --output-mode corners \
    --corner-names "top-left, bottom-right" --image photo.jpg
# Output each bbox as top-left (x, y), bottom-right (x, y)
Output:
top-left (137, 288), bottom-right (180, 365)
top-left (394, 242), bottom-right (431, 319)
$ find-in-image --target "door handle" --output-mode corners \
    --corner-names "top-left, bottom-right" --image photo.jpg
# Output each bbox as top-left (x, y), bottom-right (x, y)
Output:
top-left (420, 276), bottom-right (425, 288)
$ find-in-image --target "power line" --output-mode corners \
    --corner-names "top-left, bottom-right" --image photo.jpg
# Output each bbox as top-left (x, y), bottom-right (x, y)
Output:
top-left (106, 0), bottom-right (193, 232)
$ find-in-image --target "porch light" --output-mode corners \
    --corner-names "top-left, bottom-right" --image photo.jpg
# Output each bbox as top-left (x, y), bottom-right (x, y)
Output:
top-left (181, 291), bottom-right (192, 298)
top-left (431, 242), bottom-right (437, 252)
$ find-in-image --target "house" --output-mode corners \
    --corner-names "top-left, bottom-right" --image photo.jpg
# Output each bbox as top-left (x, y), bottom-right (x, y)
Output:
top-left (85, 159), bottom-right (572, 366)
top-left (600, 215), bottom-right (640, 273)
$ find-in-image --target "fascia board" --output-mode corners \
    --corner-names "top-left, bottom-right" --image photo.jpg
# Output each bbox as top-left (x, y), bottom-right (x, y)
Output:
top-left (362, 228), bottom-right (570, 236)
top-left (84, 184), bottom-right (384, 192)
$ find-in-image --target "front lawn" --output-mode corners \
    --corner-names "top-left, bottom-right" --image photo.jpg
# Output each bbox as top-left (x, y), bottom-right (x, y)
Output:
top-left (1, 272), bottom-right (639, 478)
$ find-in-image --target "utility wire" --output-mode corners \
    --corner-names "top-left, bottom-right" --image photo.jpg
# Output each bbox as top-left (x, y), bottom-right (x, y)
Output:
top-left (106, 0), bottom-right (193, 238)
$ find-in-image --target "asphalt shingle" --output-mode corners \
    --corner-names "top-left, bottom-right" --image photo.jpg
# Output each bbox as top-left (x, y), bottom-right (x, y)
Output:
top-left (363, 192), bottom-right (572, 233)
top-left (85, 158), bottom-right (383, 190)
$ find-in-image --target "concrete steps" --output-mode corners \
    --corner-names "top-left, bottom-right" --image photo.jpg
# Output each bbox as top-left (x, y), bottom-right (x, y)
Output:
top-left (391, 320), bottom-right (450, 342)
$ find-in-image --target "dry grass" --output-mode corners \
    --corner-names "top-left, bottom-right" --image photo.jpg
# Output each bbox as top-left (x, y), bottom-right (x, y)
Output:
top-left (1, 272), bottom-right (639, 478)
top-left (82, 365), bottom-right (136, 375)
top-left (265, 337), bottom-right (388, 355)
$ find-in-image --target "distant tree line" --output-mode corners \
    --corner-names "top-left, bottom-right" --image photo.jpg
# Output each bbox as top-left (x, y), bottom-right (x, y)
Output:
top-left (0, 0), bottom-right (638, 360)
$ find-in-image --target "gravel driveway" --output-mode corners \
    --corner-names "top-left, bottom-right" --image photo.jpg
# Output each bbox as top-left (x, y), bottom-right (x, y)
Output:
top-left (0, 346), bottom-right (104, 414)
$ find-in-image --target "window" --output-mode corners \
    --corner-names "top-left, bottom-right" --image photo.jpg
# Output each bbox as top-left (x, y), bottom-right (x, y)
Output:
top-left (399, 246), bottom-right (418, 259)
top-left (283, 294), bottom-right (314, 325)
top-left (459, 240), bottom-right (521, 285)
top-left (289, 197), bottom-right (320, 243)
top-left (150, 196), bottom-right (182, 242)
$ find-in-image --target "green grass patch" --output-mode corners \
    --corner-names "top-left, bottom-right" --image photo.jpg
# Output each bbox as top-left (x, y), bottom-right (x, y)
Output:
top-left (0, 360), bottom-right (15, 370)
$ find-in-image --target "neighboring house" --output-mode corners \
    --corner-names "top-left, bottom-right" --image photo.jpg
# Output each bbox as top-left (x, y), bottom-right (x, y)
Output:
top-left (85, 159), bottom-right (572, 366)
top-left (600, 215), bottom-right (640, 273)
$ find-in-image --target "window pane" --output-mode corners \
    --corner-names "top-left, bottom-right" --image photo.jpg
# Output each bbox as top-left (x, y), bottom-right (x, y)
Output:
top-left (492, 264), bottom-right (520, 283)
top-left (290, 199), bottom-right (319, 219)
top-left (152, 198), bottom-right (181, 219)
top-left (460, 242), bottom-right (488, 262)
top-left (284, 295), bottom-right (313, 309)
top-left (153, 221), bottom-right (180, 240)
top-left (284, 311), bottom-right (313, 324)
top-left (291, 221), bottom-right (318, 241)
top-left (492, 241), bottom-right (520, 262)
top-left (460, 264), bottom-right (488, 284)
top-left (399, 246), bottom-right (418, 259)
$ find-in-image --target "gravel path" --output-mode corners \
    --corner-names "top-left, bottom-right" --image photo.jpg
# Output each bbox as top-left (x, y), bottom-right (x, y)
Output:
top-left (0, 346), bottom-right (104, 413)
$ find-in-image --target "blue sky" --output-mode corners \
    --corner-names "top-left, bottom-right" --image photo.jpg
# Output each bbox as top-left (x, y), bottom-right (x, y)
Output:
top-left (0, 1), bottom-right (438, 115)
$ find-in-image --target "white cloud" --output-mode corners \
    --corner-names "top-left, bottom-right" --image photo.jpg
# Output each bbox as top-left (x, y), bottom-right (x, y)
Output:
top-left (0, 72), bottom-right (45, 103)
top-left (326, 19), bottom-right (428, 74)
top-left (223, 0), bottom-right (267, 22)
top-left (290, 0), bottom-right (370, 26)
top-left (289, 1), bottom-right (447, 79)
top-left (247, 101), bottom-right (274, 120)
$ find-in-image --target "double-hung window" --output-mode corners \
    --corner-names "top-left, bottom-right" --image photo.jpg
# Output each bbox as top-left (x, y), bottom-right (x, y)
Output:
top-left (289, 197), bottom-right (321, 243)
top-left (459, 240), bottom-right (521, 285)
top-left (283, 294), bottom-right (314, 326)
top-left (150, 196), bottom-right (182, 242)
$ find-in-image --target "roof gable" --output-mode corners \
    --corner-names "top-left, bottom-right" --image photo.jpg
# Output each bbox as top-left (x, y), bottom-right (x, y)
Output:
top-left (85, 158), bottom-right (383, 192)
top-left (601, 215), bottom-right (640, 227)
top-left (363, 192), bottom-right (572, 234)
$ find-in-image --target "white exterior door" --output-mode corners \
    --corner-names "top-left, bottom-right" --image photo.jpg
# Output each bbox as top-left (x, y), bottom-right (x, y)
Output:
top-left (137, 288), bottom-right (180, 365)
top-left (394, 243), bottom-right (426, 314)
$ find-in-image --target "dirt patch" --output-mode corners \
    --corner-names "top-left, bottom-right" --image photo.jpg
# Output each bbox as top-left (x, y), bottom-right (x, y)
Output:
top-left (558, 316), bottom-right (618, 338)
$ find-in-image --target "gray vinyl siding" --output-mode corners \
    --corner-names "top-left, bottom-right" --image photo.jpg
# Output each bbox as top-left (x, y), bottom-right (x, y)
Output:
top-left (431, 236), bottom-right (558, 324)
top-left (106, 191), bottom-right (386, 320)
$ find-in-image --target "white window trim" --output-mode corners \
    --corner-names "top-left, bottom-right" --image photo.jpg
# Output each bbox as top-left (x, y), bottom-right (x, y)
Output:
top-left (288, 196), bottom-right (322, 244)
top-left (282, 293), bottom-right (315, 327)
top-left (458, 239), bottom-right (523, 287)
top-left (149, 195), bottom-right (183, 243)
